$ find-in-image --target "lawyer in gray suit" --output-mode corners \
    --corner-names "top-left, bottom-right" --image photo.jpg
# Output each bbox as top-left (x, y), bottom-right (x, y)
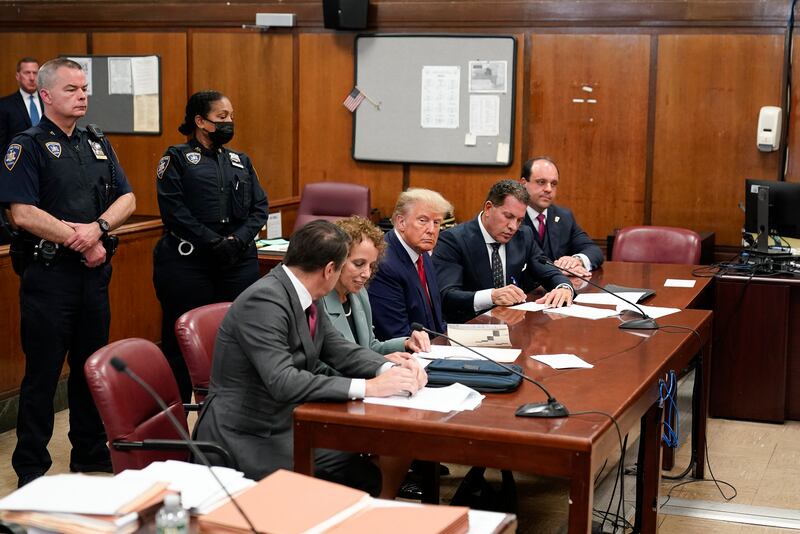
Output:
top-left (194, 220), bottom-right (426, 495)
top-left (320, 216), bottom-right (430, 355)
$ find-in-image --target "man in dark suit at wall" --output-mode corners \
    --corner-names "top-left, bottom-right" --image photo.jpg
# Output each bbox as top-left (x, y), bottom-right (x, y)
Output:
top-left (0, 57), bottom-right (42, 150)
top-left (369, 188), bottom-right (452, 340)
top-left (433, 179), bottom-right (573, 324)
top-left (520, 156), bottom-right (603, 277)
top-left (194, 220), bottom-right (426, 495)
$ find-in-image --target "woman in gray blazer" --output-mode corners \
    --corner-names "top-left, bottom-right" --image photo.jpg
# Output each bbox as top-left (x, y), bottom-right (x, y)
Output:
top-left (320, 216), bottom-right (430, 355)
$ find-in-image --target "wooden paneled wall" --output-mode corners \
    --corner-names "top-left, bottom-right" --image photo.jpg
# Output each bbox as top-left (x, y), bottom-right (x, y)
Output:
top-left (0, 2), bottom-right (795, 250)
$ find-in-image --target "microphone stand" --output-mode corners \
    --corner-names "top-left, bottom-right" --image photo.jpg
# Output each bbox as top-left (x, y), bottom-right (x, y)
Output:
top-left (537, 256), bottom-right (658, 330)
top-left (109, 357), bottom-right (258, 534)
top-left (410, 323), bottom-right (568, 418)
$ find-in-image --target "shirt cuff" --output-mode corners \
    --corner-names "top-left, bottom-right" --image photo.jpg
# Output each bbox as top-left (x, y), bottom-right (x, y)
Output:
top-left (574, 253), bottom-right (592, 271)
top-left (348, 378), bottom-right (366, 399)
top-left (555, 282), bottom-right (575, 297)
top-left (473, 288), bottom-right (494, 313)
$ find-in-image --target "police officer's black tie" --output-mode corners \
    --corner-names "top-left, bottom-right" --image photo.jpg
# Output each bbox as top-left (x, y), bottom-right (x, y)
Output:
top-left (490, 242), bottom-right (504, 288)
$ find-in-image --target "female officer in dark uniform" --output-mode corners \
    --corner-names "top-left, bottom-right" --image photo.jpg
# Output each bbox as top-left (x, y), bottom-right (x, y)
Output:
top-left (154, 90), bottom-right (268, 402)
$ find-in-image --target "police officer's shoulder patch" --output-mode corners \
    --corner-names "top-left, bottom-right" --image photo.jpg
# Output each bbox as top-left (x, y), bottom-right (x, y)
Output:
top-left (185, 152), bottom-right (201, 165)
top-left (45, 141), bottom-right (62, 159)
top-left (4, 143), bottom-right (21, 171)
top-left (156, 155), bottom-right (170, 180)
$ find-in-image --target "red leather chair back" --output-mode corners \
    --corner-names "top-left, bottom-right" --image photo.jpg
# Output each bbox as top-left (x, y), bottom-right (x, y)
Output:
top-left (293, 182), bottom-right (371, 233)
top-left (612, 226), bottom-right (702, 264)
top-left (175, 302), bottom-right (231, 403)
top-left (85, 338), bottom-right (188, 473)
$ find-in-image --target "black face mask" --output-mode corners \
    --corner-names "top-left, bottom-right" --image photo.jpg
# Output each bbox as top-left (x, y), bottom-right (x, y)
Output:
top-left (204, 120), bottom-right (234, 146)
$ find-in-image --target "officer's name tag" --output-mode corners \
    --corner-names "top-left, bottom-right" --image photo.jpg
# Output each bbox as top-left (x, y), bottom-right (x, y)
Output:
top-left (89, 140), bottom-right (108, 160)
top-left (229, 152), bottom-right (244, 169)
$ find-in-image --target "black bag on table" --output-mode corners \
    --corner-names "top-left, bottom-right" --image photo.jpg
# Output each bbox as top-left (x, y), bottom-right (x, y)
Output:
top-left (425, 359), bottom-right (522, 393)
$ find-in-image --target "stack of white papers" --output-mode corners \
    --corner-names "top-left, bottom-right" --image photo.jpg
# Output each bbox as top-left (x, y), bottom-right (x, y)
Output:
top-left (116, 460), bottom-right (255, 514)
top-left (664, 278), bottom-right (696, 288)
top-left (417, 345), bottom-right (520, 363)
top-left (0, 474), bottom-right (159, 515)
top-left (543, 304), bottom-right (620, 320)
top-left (574, 291), bottom-right (645, 306)
top-left (364, 383), bottom-right (484, 413)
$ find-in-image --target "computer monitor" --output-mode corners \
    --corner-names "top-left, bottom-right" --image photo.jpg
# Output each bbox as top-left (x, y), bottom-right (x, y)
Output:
top-left (744, 179), bottom-right (800, 251)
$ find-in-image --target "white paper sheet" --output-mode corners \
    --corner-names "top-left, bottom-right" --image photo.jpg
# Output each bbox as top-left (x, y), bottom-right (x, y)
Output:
top-left (418, 345), bottom-right (520, 363)
top-left (68, 57), bottom-right (92, 95)
top-left (266, 211), bottom-right (282, 239)
top-left (133, 94), bottom-right (159, 132)
top-left (0, 474), bottom-right (161, 515)
top-left (469, 94), bottom-right (499, 136)
top-left (131, 56), bottom-right (159, 95)
top-left (420, 66), bottom-right (460, 129)
top-left (107, 57), bottom-right (132, 95)
top-left (574, 291), bottom-right (645, 306)
top-left (468, 60), bottom-right (507, 93)
top-left (543, 304), bottom-right (620, 320)
top-left (508, 301), bottom-right (548, 312)
top-left (616, 303), bottom-right (681, 319)
top-left (664, 278), bottom-right (696, 288)
top-left (532, 354), bottom-right (593, 369)
top-left (447, 323), bottom-right (511, 347)
top-left (364, 383), bottom-right (484, 413)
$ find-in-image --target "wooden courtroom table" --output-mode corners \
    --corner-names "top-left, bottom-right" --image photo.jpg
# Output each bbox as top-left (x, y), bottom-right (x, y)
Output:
top-left (293, 262), bottom-right (712, 533)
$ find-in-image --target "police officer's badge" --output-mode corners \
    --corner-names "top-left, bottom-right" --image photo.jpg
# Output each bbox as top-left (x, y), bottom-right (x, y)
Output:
top-left (156, 155), bottom-right (170, 180)
top-left (45, 142), bottom-right (62, 159)
top-left (229, 152), bottom-right (244, 169)
top-left (4, 144), bottom-right (21, 171)
top-left (185, 152), bottom-right (201, 165)
top-left (89, 141), bottom-right (108, 160)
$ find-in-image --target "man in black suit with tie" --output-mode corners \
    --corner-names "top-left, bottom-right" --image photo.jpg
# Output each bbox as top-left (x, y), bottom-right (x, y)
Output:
top-left (433, 179), bottom-right (573, 324)
top-left (0, 57), bottom-right (42, 150)
top-left (520, 156), bottom-right (603, 277)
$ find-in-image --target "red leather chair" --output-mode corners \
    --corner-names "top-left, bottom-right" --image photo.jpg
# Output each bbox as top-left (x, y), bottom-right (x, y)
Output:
top-left (175, 302), bottom-right (231, 403)
top-left (85, 338), bottom-right (232, 473)
top-left (612, 226), bottom-right (702, 264)
top-left (292, 182), bottom-right (371, 233)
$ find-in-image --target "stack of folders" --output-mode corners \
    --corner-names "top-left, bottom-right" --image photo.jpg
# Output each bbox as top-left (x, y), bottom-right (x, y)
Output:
top-left (198, 469), bottom-right (469, 534)
top-left (0, 474), bottom-right (169, 534)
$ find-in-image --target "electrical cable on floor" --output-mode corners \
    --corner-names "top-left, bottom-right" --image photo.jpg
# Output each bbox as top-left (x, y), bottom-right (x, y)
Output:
top-left (570, 410), bottom-right (625, 533)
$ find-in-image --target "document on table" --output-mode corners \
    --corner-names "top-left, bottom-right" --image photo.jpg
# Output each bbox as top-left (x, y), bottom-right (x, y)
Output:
top-left (447, 323), bottom-right (511, 347)
top-left (664, 278), bottom-right (696, 288)
top-left (116, 460), bottom-right (255, 513)
top-left (532, 354), bottom-right (593, 369)
top-left (418, 345), bottom-right (520, 363)
top-left (364, 383), bottom-right (484, 413)
top-left (574, 291), bottom-right (645, 306)
top-left (508, 301), bottom-right (548, 312)
top-left (0, 474), bottom-right (162, 515)
top-left (616, 303), bottom-right (680, 319)
top-left (543, 304), bottom-right (620, 320)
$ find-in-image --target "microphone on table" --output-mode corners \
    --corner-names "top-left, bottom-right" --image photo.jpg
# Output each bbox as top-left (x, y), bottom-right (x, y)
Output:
top-left (109, 357), bottom-right (258, 534)
top-left (536, 256), bottom-right (658, 330)
top-left (410, 323), bottom-right (568, 418)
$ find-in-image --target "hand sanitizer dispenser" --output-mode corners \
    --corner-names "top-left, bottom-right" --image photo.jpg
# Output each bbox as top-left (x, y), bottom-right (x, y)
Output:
top-left (757, 106), bottom-right (782, 152)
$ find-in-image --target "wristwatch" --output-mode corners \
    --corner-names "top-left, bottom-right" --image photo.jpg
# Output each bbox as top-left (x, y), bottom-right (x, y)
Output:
top-left (96, 218), bottom-right (110, 235)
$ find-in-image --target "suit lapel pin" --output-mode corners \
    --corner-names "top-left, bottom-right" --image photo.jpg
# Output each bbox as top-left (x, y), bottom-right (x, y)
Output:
top-left (554, 216), bottom-right (560, 223)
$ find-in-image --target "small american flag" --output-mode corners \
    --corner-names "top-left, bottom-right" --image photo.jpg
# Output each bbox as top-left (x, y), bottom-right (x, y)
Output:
top-left (343, 87), bottom-right (366, 112)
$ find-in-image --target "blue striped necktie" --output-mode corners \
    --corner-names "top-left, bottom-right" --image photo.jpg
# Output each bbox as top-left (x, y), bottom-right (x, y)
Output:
top-left (28, 95), bottom-right (39, 126)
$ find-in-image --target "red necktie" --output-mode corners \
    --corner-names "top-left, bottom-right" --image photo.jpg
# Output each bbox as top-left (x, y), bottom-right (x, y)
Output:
top-left (416, 255), bottom-right (432, 307)
top-left (537, 213), bottom-right (546, 242)
top-left (307, 302), bottom-right (317, 339)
